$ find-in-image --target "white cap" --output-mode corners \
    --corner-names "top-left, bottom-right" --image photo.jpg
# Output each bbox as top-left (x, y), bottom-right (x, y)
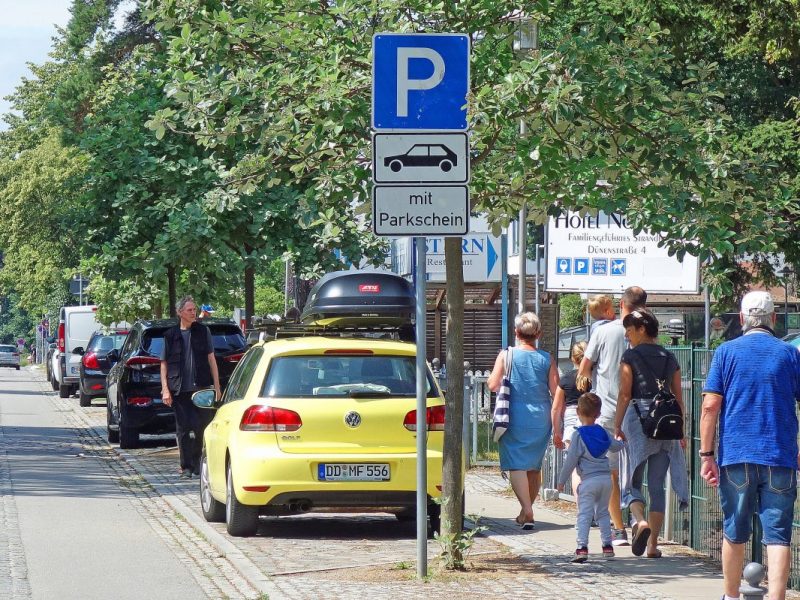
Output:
top-left (741, 291), bottom-right (774, 316)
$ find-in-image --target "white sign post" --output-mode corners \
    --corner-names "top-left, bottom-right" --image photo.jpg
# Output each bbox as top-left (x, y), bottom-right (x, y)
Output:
top-left (545, 211), bottom-right (700, 293)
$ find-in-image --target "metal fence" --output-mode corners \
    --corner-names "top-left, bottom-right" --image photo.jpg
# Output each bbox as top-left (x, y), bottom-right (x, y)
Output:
top-left (450, 348), bottom-right (800, 589)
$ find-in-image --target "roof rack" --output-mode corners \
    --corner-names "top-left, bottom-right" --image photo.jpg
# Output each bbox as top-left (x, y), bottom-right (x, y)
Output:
top-left (251, 317), bottom-right (415, 342)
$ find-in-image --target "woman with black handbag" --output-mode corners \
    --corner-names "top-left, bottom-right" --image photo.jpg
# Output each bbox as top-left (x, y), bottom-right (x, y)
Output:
top-left (613, 309), bottom-right (689, 558)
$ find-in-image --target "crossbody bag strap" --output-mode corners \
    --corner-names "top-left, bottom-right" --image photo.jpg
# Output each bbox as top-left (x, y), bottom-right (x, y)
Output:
top-left (630, 347), bottom-right (670, 393)
top-left (629, 348), bottom-right (670, 418)
top-left (504, 347), bottom-right (513, 379)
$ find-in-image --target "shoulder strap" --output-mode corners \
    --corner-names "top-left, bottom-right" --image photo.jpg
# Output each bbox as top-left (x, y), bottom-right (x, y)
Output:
top-left (631, 347), bottom-right (670, 390)
top-left (504, 347), bottom-right (513, 379)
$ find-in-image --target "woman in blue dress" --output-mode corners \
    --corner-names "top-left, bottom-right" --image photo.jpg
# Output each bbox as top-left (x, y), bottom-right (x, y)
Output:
top-left (489, 312), bottom-right (559, 528)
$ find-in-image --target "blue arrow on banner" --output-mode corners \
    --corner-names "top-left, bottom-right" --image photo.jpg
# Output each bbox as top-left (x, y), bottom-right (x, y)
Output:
top-left (486, 235), bottom-right (498, 277)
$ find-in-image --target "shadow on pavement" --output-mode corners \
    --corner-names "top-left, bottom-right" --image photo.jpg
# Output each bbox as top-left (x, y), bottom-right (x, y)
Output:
top-left (4, 425), bottom-right (133, 499)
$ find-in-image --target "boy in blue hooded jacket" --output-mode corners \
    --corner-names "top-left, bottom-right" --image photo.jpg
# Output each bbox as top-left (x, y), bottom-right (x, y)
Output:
top-left (558, 392), bottom-right (625, 563)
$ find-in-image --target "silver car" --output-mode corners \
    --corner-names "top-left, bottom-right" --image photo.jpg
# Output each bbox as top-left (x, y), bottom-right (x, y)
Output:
top-left (0, 344), bottom-right (20, 370)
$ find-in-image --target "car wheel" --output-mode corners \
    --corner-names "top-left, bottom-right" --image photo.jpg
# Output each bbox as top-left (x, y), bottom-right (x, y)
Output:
top-left (439, 160), bottom-right (453, 172)
top-left (200, 451), bottom-right (225, 523)
top-left (50, 374), bottom-right (59, 391)
top-left (79, 390), bottom-right (91, 407)
top-left (106, 403), bottom-right (119, 443)
top-left (119, 423), bottom-right (139, 449)
top-left (225, 463), bottom-right (259, 536)
top-left (58, 383), bottom-right (70, 398)
top-left (389, 160), bottom-right (403, 172)
top-left (15, 365), bottom-right (20, 371)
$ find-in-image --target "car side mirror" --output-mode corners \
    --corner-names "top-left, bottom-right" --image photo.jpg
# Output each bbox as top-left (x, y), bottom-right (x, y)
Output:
top-left (191, 389), bottom-right (217, 409)
top-left (73, 347), bottom-right (85, 355)
top-left (107, 349), bottom-right (119, 363)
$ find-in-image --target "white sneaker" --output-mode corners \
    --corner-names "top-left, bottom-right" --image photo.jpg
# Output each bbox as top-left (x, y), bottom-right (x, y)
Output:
top-left (611, 528), bottom-right (630, 546)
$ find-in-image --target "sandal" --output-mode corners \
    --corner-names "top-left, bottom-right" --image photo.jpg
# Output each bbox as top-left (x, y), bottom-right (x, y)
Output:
top-left (631, 522), bottom-right (651, 557)
top-left (515, 515), bottom-right (535, 530)
top-left (646, 549), bottom-right (663, 558)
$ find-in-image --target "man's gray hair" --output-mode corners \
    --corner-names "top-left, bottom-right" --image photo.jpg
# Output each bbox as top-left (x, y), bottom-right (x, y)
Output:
top-left (175, 295), bottom-right (195, 313)
top-left (742, 313), bottom-right (773, 332)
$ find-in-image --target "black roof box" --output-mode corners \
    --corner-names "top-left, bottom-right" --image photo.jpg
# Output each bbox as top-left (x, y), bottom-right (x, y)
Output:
top-left (300, 271), bottom-right (415, 328)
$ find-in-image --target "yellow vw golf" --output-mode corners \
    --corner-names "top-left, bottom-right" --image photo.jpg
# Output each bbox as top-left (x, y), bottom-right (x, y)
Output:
top-left (197, 335), bottom-right (445, 537)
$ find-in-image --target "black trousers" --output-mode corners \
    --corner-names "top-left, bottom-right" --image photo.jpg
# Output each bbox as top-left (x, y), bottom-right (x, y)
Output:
top-left (173, 392), bottom-right (202, 472)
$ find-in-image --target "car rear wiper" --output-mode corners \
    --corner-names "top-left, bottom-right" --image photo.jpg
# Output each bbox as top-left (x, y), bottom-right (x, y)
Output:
top-left (348, 390), bottom-right (393, 398)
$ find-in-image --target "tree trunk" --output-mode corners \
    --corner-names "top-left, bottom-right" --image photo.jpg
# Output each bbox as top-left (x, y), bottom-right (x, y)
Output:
top-left (167, 266), bottom-right (176, 318)
top-left (244, 265), bottom-right (255, 331)
top-left (153, 298), bottom-right (163, 319)
top-left (442, 237), bottom-right (465, 563)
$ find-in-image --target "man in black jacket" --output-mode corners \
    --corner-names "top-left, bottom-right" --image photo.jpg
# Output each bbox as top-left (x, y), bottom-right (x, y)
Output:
top-left (160, 296), bottom-right (221, 478)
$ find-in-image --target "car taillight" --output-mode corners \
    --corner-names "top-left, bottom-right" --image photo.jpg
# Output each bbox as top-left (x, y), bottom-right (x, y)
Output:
top-left (223, 352), bottom-right (245, 363)
top-left (127, 396), bottom-right (152, 406)
top-left (240, 406), bottom-right (302, 432)
top-left (403, 405), bottom-right (446, 432)
top-left (58, 323), bottom-right (65, 352)
top-left (82, 352), bottom-right (100, 369)
top-left (126, 356), bottom-right (161, 370)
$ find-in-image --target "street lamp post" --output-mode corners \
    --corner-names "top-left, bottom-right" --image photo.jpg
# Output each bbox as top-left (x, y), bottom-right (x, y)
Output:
top-left (782, 266), bottom-right (793, 333)
top-left (512, 15), bottom-right (538, 315)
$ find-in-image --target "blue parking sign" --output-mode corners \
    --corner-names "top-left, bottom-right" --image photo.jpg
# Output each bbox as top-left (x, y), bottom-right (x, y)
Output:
top-left (373, 33), bottom-right (470, 130)
top-left (574, 258), bottom-right (589, 275)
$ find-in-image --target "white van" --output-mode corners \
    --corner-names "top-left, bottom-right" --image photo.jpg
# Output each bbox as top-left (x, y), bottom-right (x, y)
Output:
top-left (57, 306), bottom-right (104, 398)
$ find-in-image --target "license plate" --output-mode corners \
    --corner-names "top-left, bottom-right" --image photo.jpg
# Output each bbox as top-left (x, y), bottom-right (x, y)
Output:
top-left (318, 463), bottom-right (390, 481)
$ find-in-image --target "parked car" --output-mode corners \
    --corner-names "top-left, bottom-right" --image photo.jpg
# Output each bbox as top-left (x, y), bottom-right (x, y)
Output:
top-left (105, 319), bottom-right (246, 449)
top-left (195, 271), bottom-right (448, 537)
top-left (76, 329), bottom-right (129, 407)
top-left (782, 332), bottom-right (800, 349)
top-left (45, 341), bottom-right (57, 384)
top-left (0, 344), bottom-right (21, 370)
top-left (557, 325), bottom-right (589, 374)
top-left (57, 305), bottom-right (105, 398)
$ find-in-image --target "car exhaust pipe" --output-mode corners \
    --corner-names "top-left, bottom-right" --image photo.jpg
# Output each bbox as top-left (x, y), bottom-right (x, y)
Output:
top-left (289, 500), bottom-right (312, 513)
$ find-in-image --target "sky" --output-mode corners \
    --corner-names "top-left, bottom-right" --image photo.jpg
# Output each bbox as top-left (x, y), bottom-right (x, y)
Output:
top-left (0, 1), bottom-right (73, 129)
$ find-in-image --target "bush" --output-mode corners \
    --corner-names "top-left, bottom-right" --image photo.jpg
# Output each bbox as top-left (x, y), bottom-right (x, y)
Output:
top-left (559, 294), bottom-right (585, 329)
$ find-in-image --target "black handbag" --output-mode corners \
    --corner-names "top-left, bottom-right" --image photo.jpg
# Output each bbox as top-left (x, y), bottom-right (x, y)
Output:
top-left (631, 351), bottom-right (684, 441)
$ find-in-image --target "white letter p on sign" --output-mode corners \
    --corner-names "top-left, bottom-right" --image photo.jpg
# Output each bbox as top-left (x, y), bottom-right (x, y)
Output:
top-left (396, 47), bottom-right (445, 117)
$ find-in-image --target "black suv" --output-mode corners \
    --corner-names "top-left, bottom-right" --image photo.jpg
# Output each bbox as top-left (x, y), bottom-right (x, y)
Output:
top-left (106, 318), bottom-right (246, 448)
top-left (77, 329), bottom-right (129, 407)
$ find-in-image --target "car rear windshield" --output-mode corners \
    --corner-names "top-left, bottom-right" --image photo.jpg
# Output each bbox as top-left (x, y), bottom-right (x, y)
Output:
top-left (141, 325), bottom-right (245, 356)
top-left (88, 333), bottom-right (128, 353)
top-left (262, 355), bottom-right (438, 398)
top-left (0, 345), bottom-right (16, 353)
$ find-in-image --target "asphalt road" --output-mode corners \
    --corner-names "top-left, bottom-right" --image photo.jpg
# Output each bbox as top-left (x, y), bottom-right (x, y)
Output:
top-left (0, 366), bottom-right (256, 600)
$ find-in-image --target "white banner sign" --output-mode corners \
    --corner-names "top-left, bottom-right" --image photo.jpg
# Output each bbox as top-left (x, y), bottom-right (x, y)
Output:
top-left (545, 211), bottom-right (700, 294)
top-left (424, 234), bottom-right (501, 282)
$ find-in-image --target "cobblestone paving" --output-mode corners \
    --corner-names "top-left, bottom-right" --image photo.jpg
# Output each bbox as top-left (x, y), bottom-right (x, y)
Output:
top-left (60, 378), bottom-right (723, 600)
top-left (33, 378), bottom-right (260, 600)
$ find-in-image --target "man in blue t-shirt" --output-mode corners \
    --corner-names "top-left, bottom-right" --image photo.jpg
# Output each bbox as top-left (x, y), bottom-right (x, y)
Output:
top-left (701, 290), bottom-right (800, 600)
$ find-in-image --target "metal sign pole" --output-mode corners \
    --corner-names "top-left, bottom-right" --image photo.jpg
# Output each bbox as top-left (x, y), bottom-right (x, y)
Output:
top-left (415, 236), bottom-right (428, 578)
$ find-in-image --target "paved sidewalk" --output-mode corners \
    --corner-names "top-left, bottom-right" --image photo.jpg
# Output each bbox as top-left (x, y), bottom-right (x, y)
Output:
top-left (466, 470), bottom-right (725, 600)
top-left (34, 366), bottom-right (778, 600)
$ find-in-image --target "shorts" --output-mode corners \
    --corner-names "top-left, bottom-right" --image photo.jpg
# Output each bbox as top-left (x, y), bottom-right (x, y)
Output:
top-left (718, 463), bottom-right (797, 546)
top-left (563, 406), bottom-right (579, 445)
top-left (596, 415), bottom-right (620, 472)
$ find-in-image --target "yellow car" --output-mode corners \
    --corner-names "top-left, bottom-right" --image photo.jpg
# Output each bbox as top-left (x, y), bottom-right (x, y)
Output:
top-left (197, 335), bottom-right (445, 537)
